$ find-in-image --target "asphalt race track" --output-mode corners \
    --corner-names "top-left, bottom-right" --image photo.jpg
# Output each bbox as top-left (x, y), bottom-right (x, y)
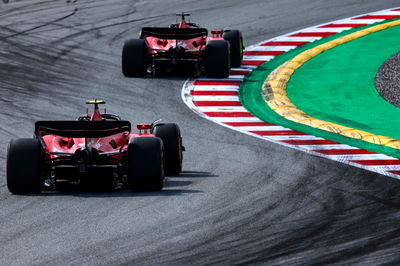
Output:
top-left (1, 0), bottom-right (400, 265)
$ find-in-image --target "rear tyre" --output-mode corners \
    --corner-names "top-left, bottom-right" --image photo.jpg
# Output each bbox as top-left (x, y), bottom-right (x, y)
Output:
top-left (122, 39), bottom-right (148, 77)
top-left (7, 139), bottom-right (44, 194)
top-left (205, 40), bottom-right (230, 78)
top-left (223, 29), bottom-right (243, 67)
top-left (153, 123), bottom-right (183, 175)
top-left (127, 137), bottom-right (164, 191)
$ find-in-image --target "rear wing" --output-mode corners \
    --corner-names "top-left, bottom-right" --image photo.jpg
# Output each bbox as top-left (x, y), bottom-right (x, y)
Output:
top-left (141, 27), bottom-right (208, 40)
top-left (35, 121), bottom-right (131, 138)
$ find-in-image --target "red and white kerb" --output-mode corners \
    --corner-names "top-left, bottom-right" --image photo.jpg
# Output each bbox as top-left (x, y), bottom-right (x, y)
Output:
top-left (182, 7), bottom-right (400, 179)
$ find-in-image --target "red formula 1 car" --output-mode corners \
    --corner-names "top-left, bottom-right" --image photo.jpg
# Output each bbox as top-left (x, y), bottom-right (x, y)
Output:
top-left (6, 100), bottom-right (184, 194)
top-left (122, 13), bottom-right (243, 78)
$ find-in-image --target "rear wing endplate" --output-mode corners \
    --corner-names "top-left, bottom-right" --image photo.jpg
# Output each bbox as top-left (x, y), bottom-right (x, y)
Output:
top-left (35, 121), bottom-right (131, 138)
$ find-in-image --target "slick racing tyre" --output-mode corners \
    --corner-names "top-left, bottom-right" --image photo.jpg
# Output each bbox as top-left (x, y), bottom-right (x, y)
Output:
top-left (7, 138), bottom-right (44, 194)
top-left (122, 39), bottom-right (148, 77)
top-left (128, 137), bottom-right (164, 191)
top-left (223, 29), bottom-right (243, 67)
top-left (153, 123), bottom-right (183, 175)
top-left (205, 40), bottom-right (230, 78)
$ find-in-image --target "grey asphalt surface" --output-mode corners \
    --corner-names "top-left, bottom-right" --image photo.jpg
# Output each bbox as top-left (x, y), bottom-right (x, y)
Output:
top-left (1, 0), bottom-right (400, 265)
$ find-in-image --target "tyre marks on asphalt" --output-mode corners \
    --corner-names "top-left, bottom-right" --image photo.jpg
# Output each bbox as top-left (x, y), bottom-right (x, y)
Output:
top-left (182, 7), bottom-right (400, 179)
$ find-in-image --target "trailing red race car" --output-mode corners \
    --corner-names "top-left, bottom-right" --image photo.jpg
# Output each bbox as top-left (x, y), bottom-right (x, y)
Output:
top-left (6, 100), bottom-right (184, 194)
top-left (122, 13), bottom-right (244, 78)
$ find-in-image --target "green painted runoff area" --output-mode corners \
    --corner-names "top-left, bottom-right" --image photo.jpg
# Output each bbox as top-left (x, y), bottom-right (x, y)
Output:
top-left (240, 20), bottom-right (400, 158)
top-left (287, 25), bottom-right (400, 140)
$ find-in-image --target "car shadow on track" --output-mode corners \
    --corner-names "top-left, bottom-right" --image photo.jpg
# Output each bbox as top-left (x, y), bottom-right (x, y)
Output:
top-left (165, 170), bottom-right (218, 188)
top-left (39, 188), bottom-right (201, 198)
top-left (32, 171), bottom-right (216, 198)
top-left (176, 171), bottom-right (218, 178)
top-left (141, 70), bottom-right (203, 80)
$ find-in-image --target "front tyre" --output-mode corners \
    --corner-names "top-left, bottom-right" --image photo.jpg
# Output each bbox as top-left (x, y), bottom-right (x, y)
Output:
top-left (153, 123), bottom-right (183, 175)
top-left (127, 137), bottom-right (164, 191)
top-left (7, 139), bottom-right (44, 194)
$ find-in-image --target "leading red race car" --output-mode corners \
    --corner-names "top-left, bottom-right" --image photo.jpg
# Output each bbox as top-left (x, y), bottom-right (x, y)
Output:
top-left (122, 13), bottom-right (244, 78)
top-left (6, 100), bottom-right (184, 194)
